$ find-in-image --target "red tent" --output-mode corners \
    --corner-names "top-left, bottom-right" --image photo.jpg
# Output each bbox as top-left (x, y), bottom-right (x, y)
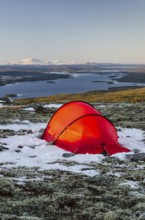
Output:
top-left (42, 101), bottom-right (130, 155)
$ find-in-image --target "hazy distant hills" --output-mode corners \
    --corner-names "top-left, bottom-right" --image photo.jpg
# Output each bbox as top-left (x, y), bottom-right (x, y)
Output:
top-left (7, 58), bottom-right (80, 66)
top-left (0, 58), bottom-right (145, 95)
top-left (0, 58), bottom-right (145, 78)
top-left (1, 57), bottom-right (145, 68)
top-left (10, 58), bottom-right (45, 65)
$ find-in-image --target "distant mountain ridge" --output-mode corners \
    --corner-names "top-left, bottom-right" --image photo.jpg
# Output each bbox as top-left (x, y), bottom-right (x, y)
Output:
top-left (0, 57), bottom-right (145, 67)
top-left (12, 58), bottom-right (84, 65)
top-left (11, 58), bottom-right (44, 65)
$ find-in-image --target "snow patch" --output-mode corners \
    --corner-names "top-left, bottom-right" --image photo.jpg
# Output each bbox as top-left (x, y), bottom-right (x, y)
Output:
top-left (43, 103), bottom-right (63, 109)
top-left (119, 181), bottom-right (140, 189)
top-left (0, 121), bottom-right (145, 176)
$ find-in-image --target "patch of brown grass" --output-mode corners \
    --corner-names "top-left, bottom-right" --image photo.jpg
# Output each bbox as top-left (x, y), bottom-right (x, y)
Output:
top-left (15, 87), bottom-right (145, 104)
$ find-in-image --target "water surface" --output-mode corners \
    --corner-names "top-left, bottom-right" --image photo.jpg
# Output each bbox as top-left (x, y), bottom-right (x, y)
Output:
top-left (0, 72), bottom-right (144, 98)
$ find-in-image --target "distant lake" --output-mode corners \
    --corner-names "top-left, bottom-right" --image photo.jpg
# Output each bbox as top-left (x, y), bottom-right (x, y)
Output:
top-left (0, 72), bottom-right (145, 99)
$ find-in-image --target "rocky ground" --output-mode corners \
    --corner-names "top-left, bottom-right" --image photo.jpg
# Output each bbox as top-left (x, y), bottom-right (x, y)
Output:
top-left (0, 102), bottom-right (145, 220)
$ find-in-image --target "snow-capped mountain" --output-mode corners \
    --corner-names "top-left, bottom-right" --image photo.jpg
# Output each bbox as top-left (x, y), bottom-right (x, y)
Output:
top-left (11, 58), bottom-right (44, 65)
top-left (9, 58), bottom-right (81, 65)
top-left (47, 60), bottom-right (86, 65)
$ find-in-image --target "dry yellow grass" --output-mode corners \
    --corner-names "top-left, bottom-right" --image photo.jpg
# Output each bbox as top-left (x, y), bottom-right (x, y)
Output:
top-left (15, 87), bottom-right (145, 104)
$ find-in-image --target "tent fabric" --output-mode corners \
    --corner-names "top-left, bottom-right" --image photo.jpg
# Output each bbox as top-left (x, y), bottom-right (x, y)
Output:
top-left (42, 101), bottom-right (130, 155)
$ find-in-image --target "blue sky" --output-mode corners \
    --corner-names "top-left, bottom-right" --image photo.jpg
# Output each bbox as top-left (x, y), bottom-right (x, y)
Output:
top-left (0, 0), bottom-right (145, 64)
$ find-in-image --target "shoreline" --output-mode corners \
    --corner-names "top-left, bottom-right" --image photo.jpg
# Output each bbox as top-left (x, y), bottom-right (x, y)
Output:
top-left (1, 67), bottom-right (145, 102)
top-left (11, 86), bottom-right (145, 105)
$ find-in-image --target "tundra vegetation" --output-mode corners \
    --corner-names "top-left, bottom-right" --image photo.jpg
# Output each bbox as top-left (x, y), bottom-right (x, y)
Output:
top-left (0, 86), bottom-right (145, 219)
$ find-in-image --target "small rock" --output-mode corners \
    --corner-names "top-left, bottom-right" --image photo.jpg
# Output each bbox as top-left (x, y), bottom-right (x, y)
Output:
top-left (126, 153), bottom-right (145, 161)
top-left (0, 145), bottom-right (8, 151)
top-left (132, 148), bottom-right (140, 153)
top-left (62, 153), bottom-right (75, 158)
top-left (28, 145), bottom-right (36, 149)
top-left (1, 96), bottom-right (14, 103)
top-left (30, 103), bottom-right (45, 113)
top-left (15, 149), bottom-right (21, 153)
top-left (18, 145), bottom-right (23, 149)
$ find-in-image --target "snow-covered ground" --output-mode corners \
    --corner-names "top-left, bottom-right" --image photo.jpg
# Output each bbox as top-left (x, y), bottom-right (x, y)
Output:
top-left (0, 113), bottom-right (145, 176)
